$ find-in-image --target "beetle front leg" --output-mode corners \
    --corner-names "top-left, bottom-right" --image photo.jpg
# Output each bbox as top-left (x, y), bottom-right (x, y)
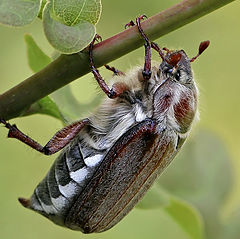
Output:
top-left (89, 35), bottom-right (128, 99)
top-left (0, 118), bottom-right (89, 155)
top-left (126, 15), bottom-right (152, 80)
top-left (126, 16), bottom-right (166, 62)
top-left (136, 15), bottom-right (152, 80)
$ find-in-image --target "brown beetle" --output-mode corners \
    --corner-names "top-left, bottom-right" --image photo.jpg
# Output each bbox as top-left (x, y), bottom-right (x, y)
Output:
top-left (0, 15), bottom-right (209, 233)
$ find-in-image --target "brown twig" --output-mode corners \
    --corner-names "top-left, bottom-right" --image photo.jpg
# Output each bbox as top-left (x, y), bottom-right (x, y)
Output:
top-left (0, 0), bottom-right (236, 120)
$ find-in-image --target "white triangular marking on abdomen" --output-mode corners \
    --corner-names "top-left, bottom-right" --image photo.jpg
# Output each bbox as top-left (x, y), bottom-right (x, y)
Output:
top-left (70, 166), bottom-right (89, 184)
top-left (84, 154), bottom-right (103, 167)
top-left (51, 196), bottom-right (68, 212)
top-left (58, 181), bottom-right (78, 199)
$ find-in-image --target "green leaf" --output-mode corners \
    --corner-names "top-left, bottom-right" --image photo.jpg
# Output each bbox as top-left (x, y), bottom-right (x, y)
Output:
top-left (158, 129), bottom-right (233, 238)
top-left (51, 0), bottom-right (102, 26)
top-left (22, 96), bottom-right (66, 123)
top-left (136, 185), bottom-right (204, 239)
top-left (221, 209), bottom-right (240, 239)
top-left (164, 197), bottom-right (205, 239)
top-left (43, 1), bottom-right (101, 54)
top-left (136, 185), bottom-right (170, 209)
top-left (0, 0), bottom-right (41, 27)
top-left (24, 34), bottom-right (51, 72)
top-left (38, 0), bottom-right (47, 19)
top-left (23, 34), bottom-right (66, 123)
top-left (159, 129), bottom-right (233, 208)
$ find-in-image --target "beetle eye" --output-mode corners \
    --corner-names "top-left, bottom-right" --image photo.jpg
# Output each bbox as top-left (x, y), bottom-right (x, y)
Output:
top-left (175, 70), bottom-right (181, 81)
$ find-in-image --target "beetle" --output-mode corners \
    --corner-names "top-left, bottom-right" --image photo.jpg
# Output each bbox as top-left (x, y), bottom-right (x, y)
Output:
top-left (0, 15), bottom-right (209, 233)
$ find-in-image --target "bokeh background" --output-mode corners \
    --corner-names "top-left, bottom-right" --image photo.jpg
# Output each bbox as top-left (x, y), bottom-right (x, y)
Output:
top-left (0, 1), bottom-right (240, 239)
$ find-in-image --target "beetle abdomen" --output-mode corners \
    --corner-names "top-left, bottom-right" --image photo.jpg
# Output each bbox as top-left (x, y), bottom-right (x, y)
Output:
top-left (65, 119), bottom-right (178, 233)
top-left (24, 119), bottom-right (179, 233)
top-left (27, 141), bottom-right (104, 226)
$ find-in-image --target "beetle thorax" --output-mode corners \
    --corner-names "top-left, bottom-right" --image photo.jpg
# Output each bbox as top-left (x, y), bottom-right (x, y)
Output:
top-left (84, 62), bottom-right (197, 152)
top-left (151, 67), bottom-right (198, 135)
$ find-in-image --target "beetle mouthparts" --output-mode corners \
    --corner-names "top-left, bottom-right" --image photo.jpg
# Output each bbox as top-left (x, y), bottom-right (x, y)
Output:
top-left (18, 197), bottom-right (31, 208)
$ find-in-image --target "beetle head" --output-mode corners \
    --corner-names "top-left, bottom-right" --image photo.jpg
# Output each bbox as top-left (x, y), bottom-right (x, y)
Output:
top-left (159, 50), bottom-right (193, 86)
top-left (158, 40), bottom-right (210, 86)
top-left (152, 41), bottom-right (210, 134)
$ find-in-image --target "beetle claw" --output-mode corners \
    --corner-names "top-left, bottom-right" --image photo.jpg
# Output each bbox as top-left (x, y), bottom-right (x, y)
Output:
top-left (90, 34), bottom-right (102, 46)
top-left (125, 15), bottom-right (147, 29)
top-left (138, 14), bottom-right (148, 21)
top-left (124, 20), bottom-right (135, 29)
top-left (94, 34), bottom-right (102, 43)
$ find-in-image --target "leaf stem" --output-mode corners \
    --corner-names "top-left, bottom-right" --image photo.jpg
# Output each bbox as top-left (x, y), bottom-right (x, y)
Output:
top-left (0, 0), bottom-right (236, 120)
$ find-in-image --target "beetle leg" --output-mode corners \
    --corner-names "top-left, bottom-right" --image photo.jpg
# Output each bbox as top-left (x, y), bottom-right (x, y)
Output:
top-left (104, 64), bottom-right (125, 76)
top-left (135, 15), bottom-right (151, 80)
top-left (124, 20), bottom-right (135, 29)
top-left (151, 42), bottom-right (165, 61)
top-left (126, 16), bottom-right (167, 68)
top-left (89, 35), bottom-right (128, 99)
top-left (126, 15), bottom-right (152, 80)
top-left (124, 15), bottom-right (147, 29)
top-left (0, 118), bottom-right (89, 155)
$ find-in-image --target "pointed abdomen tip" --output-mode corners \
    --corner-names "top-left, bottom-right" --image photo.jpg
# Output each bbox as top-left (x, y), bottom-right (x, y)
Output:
top-left (18, 197), bottom-right (31, 208)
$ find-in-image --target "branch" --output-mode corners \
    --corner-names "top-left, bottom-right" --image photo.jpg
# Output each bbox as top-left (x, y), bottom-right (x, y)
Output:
top-left (0, 0), bottom-right (236, 120)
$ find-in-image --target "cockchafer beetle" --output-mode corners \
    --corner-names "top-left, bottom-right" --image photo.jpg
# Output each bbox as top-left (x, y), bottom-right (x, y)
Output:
top-left (0, 15), bottom-right (210, 233)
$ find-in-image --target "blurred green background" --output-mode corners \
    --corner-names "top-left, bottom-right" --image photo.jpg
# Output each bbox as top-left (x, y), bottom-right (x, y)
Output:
top-left (0, 1), bottom-right (240, 239)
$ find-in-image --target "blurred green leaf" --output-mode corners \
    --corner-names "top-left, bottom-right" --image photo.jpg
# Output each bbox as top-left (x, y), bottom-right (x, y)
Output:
top-left (159, 129), bottom-right (233, 208)
top-left (0, 0), bottom-right (41, 27)
top-left (136, 185), bottom-right (205, 239)
top-left (136, 184), bottom-right (170, 209)
top-left (221, 209), bottom-right (240, 239)
top-left (24, 34), bottom-right (65, 123)
top-left (159, 129), bottom-right (233, 239)
top-left (24, 34), bottom-right (51, 72)
top-left (43, 1), bottom-right (100, 54)
top-left (22, 96), bottom-right (66, 122)
top-left (164, 197), bottom-right (205, 239)
top-left (51, 0), bottom-right (102, 26)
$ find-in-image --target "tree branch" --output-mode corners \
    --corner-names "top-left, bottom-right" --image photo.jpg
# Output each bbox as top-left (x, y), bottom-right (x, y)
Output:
top-left (0, 0), bottom-right (236, 120)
